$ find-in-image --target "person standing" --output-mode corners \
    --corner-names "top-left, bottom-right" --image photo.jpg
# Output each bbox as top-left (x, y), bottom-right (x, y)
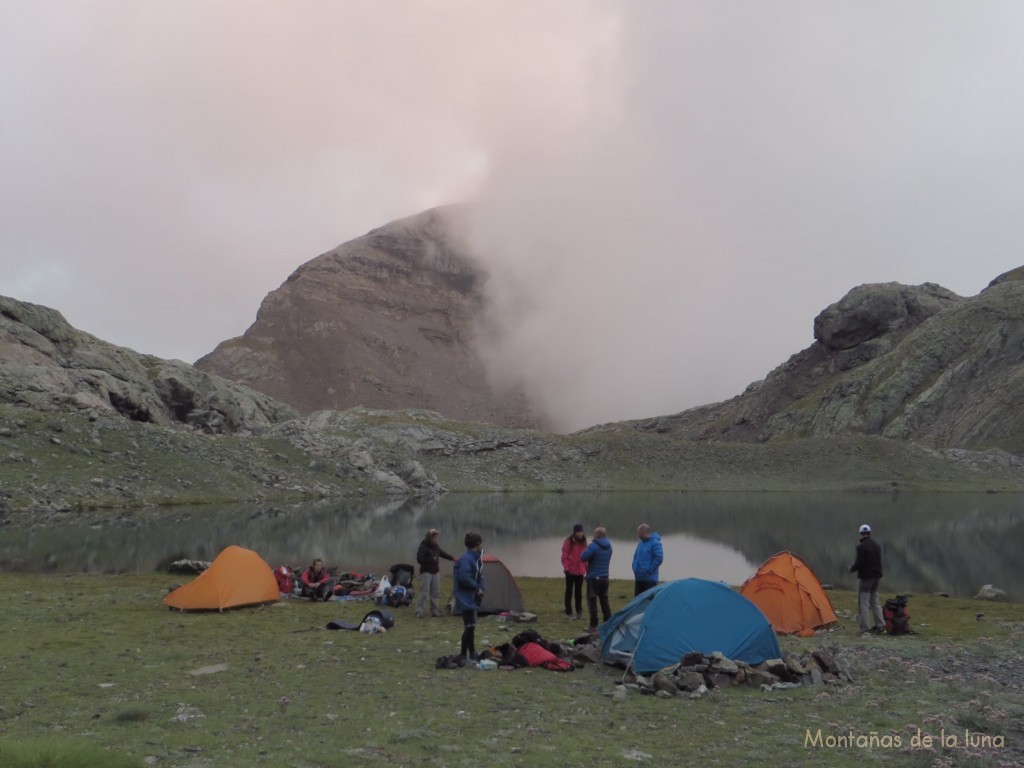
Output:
top-left (631, 524), bottom-right (663, 596)
top-left (415, 528), bottom-right (456, 618)
top-left (848, 524), bottom-right (885, 636)
top-left (300, 558), bottom-right (333, 601)
top-left (561, 523), bottom-right (588, 619)
top-left (580, 526), bottom-right (613, 633)
top-left (453, 532), bottom-right (485, 662)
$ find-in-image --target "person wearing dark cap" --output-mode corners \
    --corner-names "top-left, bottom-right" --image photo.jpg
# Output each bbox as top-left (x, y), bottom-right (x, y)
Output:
top-left (561, 523), bottom-right (588, 619)
top-left (580, 526), bottom-right (613, 633)
top-left (849, 524), bottom-right (885, 637)
top-left (415, 528), bottom-right (456, 618)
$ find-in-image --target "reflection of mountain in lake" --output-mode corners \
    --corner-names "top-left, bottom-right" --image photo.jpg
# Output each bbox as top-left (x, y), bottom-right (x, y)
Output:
top-left (2, 492), bottom-right (1021, 599)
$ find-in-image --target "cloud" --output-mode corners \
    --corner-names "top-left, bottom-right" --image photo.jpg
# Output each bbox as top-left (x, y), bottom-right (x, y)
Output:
top-left (462, 1), bottom-right (1024, 430)
top-left (2, 1), bottom-right (1023, 428)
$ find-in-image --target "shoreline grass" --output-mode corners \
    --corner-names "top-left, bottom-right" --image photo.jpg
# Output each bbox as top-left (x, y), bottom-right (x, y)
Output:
top-left (1, 573), bottom-right (1021, 767)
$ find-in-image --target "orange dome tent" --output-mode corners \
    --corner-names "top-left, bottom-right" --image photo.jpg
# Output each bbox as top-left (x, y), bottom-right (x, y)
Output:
top-left (164, 545), bottom-right (280, 611)
top-left (740, 551), bottom-right (837, 637)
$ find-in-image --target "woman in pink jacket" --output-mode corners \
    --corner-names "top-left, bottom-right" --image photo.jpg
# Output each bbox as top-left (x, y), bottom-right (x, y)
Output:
top-left (561, 523), bottom-right (588, 619)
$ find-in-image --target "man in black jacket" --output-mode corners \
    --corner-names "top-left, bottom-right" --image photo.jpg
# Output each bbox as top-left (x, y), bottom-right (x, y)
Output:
top-left (415, 528), bottom-right (456, 618)
top-left (849, 524), bottom-right (885, 636)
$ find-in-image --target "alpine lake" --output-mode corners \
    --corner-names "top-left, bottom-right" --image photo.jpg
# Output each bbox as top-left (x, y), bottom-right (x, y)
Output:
top-left (2, 491), bottom-right (1021, 601)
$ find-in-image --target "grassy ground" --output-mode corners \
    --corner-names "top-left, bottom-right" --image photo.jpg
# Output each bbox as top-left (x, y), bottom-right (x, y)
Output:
top-left (0, 574), bottom-right (1021, 768)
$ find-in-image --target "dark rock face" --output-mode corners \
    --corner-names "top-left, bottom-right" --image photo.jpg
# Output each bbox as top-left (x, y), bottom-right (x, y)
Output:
top-left (0, 296), bottom-right (294, 434)
top-left (632, 268), bottom-right (1024, 452)
top-left (813, 282), bottom-right (959, 351)
top-left (195, 206), bottom-right (537, 429)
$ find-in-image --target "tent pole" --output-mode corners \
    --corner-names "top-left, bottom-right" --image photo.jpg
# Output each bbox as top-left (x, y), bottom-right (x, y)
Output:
top-left (621, 627), bottom-right (647, 682)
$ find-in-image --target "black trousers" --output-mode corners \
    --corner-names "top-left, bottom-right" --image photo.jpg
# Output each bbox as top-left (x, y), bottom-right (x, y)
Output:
top-left (564, 572), bottom-right (584, 615)
top-left (634, 579), bottom-right (657, 596)
top-left (460, 608), bottom-right (478, 658)
top-left (586, 577), bottom-right (611, 628)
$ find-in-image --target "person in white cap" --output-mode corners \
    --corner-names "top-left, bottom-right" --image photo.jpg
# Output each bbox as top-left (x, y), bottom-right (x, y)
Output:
top-left (849, 524), bottom-right (885, 636)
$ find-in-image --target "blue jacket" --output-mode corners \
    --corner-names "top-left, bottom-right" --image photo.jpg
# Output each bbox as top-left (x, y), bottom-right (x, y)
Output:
top-left (453, 549), bottom-right (485, 613)
top-left (580, 537), bottom-right (612, 579)
top-left (632, 532), bottom-right (663, 582)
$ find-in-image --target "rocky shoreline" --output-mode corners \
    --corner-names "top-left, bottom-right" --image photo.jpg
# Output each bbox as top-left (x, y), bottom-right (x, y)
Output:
top-left (3, 400), bottom-right (1024, 522)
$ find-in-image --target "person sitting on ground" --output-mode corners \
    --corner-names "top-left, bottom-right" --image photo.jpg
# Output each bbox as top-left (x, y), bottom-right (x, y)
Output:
top-left (300, 558), bottom-right (334, 602)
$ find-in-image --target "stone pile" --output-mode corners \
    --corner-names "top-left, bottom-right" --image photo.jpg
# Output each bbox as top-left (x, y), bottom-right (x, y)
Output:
top-left (625, 648), bottom-right (854, 699)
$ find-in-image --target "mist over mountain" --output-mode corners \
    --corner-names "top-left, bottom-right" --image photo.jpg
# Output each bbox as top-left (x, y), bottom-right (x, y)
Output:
top-left (194, 207), bottom-right (537, 429)
top-left (192, 206), bottom-right (1024, 455)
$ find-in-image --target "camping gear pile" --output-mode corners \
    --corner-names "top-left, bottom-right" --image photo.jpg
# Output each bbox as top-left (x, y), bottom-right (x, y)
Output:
top-left (271, 564), bottom-right (381, 601)
top-left (163, 546), bottom-right (389, 611)
top-left (610, 647), bottom-right (854, 698)
top-left (374, 563), bottom-right (417, 608)
top-left (435, 629), bottom-right (574, 671)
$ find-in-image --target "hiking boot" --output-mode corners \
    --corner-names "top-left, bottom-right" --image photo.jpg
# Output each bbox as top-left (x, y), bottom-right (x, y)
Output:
top-left (431, 610), bottom-right (443, 617)
top-left (416, 612), bottom-right (424, 619)
top-left (575, 613), bottom-right (583, 620)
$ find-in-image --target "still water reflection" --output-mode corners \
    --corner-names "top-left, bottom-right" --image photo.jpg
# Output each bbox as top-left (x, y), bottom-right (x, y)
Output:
top-left (2, 492), bottom-right (1021, 600)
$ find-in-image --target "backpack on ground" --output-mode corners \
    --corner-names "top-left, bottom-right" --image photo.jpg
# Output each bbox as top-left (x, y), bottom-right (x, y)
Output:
top-left (883, 595), bottom-right (911, 635)
top-left (389, 563), bottom-right (416, 588)
top-left (273, 566), bottom-right (294, 594)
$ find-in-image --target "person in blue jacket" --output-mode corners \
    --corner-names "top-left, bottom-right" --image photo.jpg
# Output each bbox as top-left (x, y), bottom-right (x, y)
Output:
top-left (453, 531), bottom-right (485, 662)
top-left (632, 523), bottom-right (663, 596)
top-left (580, 526), bottom-right (613, 633)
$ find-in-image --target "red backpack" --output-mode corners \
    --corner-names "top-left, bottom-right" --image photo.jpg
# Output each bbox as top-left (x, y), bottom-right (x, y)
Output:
top-left (883, 595), bottom-right (911, 635)
top-left (273, 566), bottom-right (294, 594)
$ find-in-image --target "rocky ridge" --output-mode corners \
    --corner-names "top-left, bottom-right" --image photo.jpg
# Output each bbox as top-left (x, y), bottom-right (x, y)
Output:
top-left (3, 262), bottom-right (1024, 515)
top-left (0, 295), bottom-right (294, 434)
top-left (628, 267), bottom-right (1024, 453)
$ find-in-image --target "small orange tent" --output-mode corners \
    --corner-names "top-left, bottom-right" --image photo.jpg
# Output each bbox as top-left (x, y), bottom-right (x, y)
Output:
top-left (164, 545), bottom-right (279, 611)
top-left (740, 551), bottom-right (837, 637)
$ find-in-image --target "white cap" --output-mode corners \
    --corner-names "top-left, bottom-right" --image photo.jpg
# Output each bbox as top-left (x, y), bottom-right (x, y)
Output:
top-left (859, 524), bottom-right (871, 534)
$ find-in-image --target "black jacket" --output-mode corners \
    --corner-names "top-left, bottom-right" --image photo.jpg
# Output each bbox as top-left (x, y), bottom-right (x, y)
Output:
top-left (416, 539), bottom-right (454, 575)
top-left (850, 536), bottom-right (883, 579)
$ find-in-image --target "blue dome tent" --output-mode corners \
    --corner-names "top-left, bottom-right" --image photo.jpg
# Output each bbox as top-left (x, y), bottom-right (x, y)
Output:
top-left (599, 578), bottom-right (781, 674)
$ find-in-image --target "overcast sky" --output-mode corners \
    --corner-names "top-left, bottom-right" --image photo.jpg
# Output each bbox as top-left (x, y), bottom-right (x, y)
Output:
top-left (4, 1), bottom-right (1023, 431)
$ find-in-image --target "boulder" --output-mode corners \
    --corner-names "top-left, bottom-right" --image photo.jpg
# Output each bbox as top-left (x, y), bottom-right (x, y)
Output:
top-left (975, 584), bottom-right (1008, 601)
top-left (652, 672), bottom-right (678, 694)
top-left (813, 282), bottom-right (959, 351)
